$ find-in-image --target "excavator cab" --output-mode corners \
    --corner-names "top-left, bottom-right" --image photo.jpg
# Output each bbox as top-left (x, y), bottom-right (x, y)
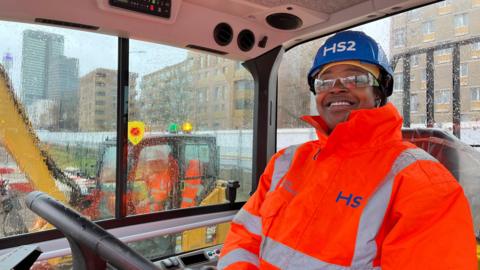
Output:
top-left (94, 135), bottom-right (219, 219)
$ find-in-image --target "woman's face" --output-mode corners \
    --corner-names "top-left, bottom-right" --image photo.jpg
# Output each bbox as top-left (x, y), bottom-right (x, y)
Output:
top-left (315, 64), bottom-right (378, 132)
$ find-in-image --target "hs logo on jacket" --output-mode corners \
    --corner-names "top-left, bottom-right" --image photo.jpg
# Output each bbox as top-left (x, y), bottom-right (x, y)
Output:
top-left (336, 191), bottom-right (363, 208)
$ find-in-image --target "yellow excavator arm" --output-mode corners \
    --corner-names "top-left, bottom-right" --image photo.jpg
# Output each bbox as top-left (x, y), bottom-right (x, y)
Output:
top-left (0, 65), bottom-right (68, 203)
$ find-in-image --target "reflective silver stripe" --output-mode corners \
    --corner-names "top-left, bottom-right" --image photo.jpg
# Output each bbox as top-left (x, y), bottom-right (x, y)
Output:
top-left (262, 237), bottom-right (380, 270)
top-left (217, 248), bottom-right (259, 269)
top-left (233, 208), bottom-right (262, 236)
top-left (270, 145), bottom-right (299, 192)
top-left (182, 198), bottom-right (194, 203)
top-left (351, 147), bottom-right (437, 267)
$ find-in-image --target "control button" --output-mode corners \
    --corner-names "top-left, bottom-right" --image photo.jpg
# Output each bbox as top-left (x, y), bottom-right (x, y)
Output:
top-left (161, 259), bottom-right (173, 268)
top-left (215, 249), bottom-right (221, 255)
top-left (170, 257), bottom-right (180, 266)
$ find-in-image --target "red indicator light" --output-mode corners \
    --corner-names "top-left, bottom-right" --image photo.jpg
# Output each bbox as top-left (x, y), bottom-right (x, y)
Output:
top-left (130, 127), bottom-right (140, 136)
top-left (150, 5), bottom-right (154, 11)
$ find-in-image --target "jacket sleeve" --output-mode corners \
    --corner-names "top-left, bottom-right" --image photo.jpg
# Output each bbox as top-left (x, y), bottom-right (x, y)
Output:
top-left (380, 160), bottom-right (477, 269)
top-left (217, 150), bottom-right (284, 270)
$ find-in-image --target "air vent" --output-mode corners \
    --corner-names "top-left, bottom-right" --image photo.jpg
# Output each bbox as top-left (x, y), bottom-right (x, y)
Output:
top-left (266, 13), bottom-right (302, 30)
top-left (237, 29), bottom-right (255, 52)
top-left (213, 23), bottom-right (233, 46)
top-left (35, 18), bottom-right (99, 30)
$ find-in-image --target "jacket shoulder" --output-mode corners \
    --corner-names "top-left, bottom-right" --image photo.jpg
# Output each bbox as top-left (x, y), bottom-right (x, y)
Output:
top-left (393, 146), bottom-right (461, 202)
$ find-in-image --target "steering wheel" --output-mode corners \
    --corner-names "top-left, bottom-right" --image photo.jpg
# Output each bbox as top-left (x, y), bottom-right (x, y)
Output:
top-left (26, 191), bottom-right (164, 270)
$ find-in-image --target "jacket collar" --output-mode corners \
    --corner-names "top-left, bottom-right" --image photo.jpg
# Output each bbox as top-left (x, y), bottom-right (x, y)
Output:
top-left (301, 102), bottom-right (403, 154)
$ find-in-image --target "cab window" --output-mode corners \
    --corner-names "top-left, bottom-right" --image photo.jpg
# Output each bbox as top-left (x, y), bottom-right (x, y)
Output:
top-left (127, 40), bottom-right (254, 216)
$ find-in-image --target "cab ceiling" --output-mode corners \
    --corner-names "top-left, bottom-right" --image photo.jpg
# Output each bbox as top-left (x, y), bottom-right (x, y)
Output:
top-left (0, 0), bottom-right (436, 61)
top-left (186, 0), bottom-right (367, 17)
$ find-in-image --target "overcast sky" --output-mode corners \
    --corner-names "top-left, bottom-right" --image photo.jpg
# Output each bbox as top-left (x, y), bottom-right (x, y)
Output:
top-left (0, 17), bottom-right (389, 95)
top-left (0, 20), bottom-right (187, 94)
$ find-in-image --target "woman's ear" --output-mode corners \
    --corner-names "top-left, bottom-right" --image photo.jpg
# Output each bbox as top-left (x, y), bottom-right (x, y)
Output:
top-left (373, 87), bottom-right (386, 107)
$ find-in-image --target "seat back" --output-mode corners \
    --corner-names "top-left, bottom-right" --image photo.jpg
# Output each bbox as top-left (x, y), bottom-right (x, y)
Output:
top-left (402, 128), bottom-right (480, 234)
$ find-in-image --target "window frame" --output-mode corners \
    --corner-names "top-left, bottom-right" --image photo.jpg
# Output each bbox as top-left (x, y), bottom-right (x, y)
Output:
top-left (0, 34), bottom-right (248, 249)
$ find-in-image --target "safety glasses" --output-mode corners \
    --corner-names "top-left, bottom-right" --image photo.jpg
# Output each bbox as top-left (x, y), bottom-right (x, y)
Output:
top-left (314, 73), bottom-right (379, 94)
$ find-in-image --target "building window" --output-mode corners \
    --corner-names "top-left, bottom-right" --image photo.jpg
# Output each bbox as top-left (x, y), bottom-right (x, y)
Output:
top-left (455, 14), bottom-right (468, 28)
top-left (435, 48), bottom-right (452, 63)
top-left (410, 74), bottom-right (415, 82)
top-left (411, 55), bottom-right (419, 67)
top-left (460, 63), bottom-right (469, 85)
top-left (95, 110), bottom-right (105, 115)
top-left (460, 63), bottom-right (468, 77)
top-left (411, 94), bottom-right (419, 112)
top-left (198, 89), bottom-right (206, 103)
top-left (95, 81), bottom-right (106, 87)
top-left (438, 0), bottom-right (453, 14)
top-left (407, 9), bottom-right (420, 21)
top-left (393, 74), bottom-right (403, 91)
top-left (438, 0), bottom-right (452, 7)
top-left (435, 90), bottom-right (451, 104)
top-left (422, 20), bottom-right (435, 42)
top-left (454, 13), bottom-right (469, 35)
top-left (422, 21), bottom-right (434, 35)
top-left (96, 72), bottom-right (106, 78)
top-left (393, 28), bottom-right (406, 48)
top-left (472, 42), bottom-right (480, 58)
top-left (95, 119), bottom-right (105, 125)
top-left (95, 91), bottom-right (106, 96)
top-left (214, 86), bottom-right (224, 100)
top-left (234, 80), bottom-right (254, 91)
top-left (95, 100), bottom-right (106, 106)
top-left (235, 100), bottom-right (252, 110)
top-left (209, 56), bottom-right (217, 66)
top-left (470, 87), bottom-right (480, 101)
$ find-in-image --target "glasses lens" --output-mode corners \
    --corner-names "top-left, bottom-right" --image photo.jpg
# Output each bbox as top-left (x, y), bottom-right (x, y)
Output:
top-left (314, 78), bottom-right (334, 92)
top-left (354, 74), bottom-right (370, 87)
top-left (339, 76), bottom-right (357, 89)
top-left (315, 73), bottom-right (378, 93)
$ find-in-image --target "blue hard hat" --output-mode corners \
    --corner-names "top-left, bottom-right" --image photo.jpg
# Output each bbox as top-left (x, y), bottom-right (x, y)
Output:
top-left (307, 31), bottom-right (393, 98)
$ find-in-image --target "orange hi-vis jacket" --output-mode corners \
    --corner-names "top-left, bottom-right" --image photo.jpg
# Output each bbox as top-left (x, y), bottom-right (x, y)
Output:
top-left (219, 103), bottom-right (477, 270)
top-left (181, 159), bottom-right (204, 208)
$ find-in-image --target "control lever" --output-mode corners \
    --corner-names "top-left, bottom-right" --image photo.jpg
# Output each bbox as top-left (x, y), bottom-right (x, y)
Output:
top-left (225, 180), bottom-right (240, 205)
